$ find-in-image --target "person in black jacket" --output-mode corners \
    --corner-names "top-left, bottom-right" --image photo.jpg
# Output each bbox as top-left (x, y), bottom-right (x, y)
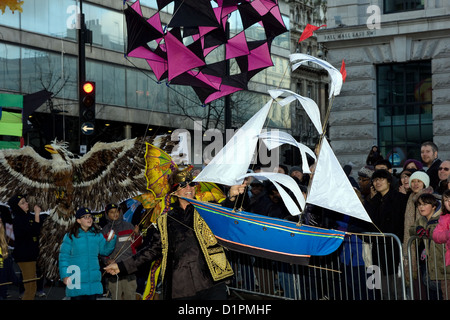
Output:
top-left (421, 141), bottom-right (442, 191)
top-left (104, 169), bottom-right (237, 300)
top-left (364, 170), bottom-right (408, 299)
top-left (8, 194), bottom-right (42, 300)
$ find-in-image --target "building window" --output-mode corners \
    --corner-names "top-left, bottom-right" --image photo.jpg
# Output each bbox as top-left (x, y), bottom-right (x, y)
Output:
top-left (383, 0), bottom-right (424, 14)
top-left (376, 61), bottom-right (432, 167)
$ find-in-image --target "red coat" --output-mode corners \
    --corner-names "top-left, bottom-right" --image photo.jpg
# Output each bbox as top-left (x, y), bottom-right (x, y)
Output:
top-left (432, 212), bottom-right (450, 266)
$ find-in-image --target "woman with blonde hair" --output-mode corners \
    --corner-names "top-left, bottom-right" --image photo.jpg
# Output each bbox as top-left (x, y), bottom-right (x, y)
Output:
top-left (0, 216), bottom-right (9, 299)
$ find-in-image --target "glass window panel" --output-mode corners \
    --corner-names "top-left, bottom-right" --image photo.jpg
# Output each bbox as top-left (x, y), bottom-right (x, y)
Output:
top-left (377, 61), bottom-right (432, 166)
top-left (384, 0), bottom-right (424, 13)
top-left (0, 6), bottom-right (20, 27)
top-left (413, 77), bottom-right (432, 103)
top-left (406, 105), bottom-right (420, 125)
top-left (0, 44), bottom-right (20, 91)
top-left (392, 126), bottom-right (405, 143)
top-left (19, 47), bottom-right (77, 100)
top-left (393, 84), bottom-right (404, 103)
top-left (405, 124), bottom-right (421, 144)
top-left (21, 0), bottom-right (76, 39)
top-left (139, 0), bottom-right (173, 12)
top-left (379, 126), bottom-right (392, 144)
top-left (421, 124), bottom-right (432, 139)
top-left (88, 63), bottom-right (126, 106)
top-left (378, 106), bottom-right (391, 126)
top-left (147, 79), bottom-right (168, 112)
top-left (126, 69), bottom-right (138, 108)
top-left (420, 104), bottom-right (432, 123)
top-left (168, 85), bottom-right (207, 119)
top-left (84, 3), bottom-right (125, 52)
top-left (392, 105), bottom-right (405, 125)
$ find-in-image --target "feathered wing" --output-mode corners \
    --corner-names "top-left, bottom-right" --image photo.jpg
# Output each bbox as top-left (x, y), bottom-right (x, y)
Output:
top-left (0, 146), bottom-right (57, 209)
top-left (40, 135), bottom-right (176, 280)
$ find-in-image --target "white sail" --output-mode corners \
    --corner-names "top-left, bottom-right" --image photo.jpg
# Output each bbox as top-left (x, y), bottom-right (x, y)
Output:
top-left (290, 53), bottom-right (343, 99)
top-left (239, 172), bottom-right (305, 215)
top-left (193, 99), bottom-right (273, 186)
top-left (307, 139), bottom-right (372, 223)
top-left (269, 89), bottom-right (323, 134)
top-left (258, 130), bottom-right (316, 174)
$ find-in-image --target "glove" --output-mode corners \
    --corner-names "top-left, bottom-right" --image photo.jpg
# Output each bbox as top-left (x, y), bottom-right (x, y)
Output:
top-left (416, 226), bottom-right (429, 238)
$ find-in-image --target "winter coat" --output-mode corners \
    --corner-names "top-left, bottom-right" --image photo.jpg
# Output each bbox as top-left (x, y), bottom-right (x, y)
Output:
top-left (118, 203), bottom-right (233, 299)
top-left (432, 212), bottom-right (450, 267)
top-left (59, 228), bottom-right (116, 297)
top-left (364, 189), bottom-right (408, 274)
top-left (411, 203), bottom-right (450, 280)
top-left (102, 212), bottom-right (140, 264)
top-left (427, 159), bottom-right (442, 191)
top-left (402, 187), bottom-right (433, 280)
top-left (11, 210), bottom-right (41, 262)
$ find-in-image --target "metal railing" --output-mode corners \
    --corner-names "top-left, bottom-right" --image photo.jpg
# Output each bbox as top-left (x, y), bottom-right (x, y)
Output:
top-left (406, 236), bottom-right (450, 300)
top-left (227, 232), bottom-right (409, 300)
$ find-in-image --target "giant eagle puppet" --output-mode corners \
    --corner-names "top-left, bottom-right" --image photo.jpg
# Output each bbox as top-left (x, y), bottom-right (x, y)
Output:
top-left (0, 135), bottom-right (179, 280)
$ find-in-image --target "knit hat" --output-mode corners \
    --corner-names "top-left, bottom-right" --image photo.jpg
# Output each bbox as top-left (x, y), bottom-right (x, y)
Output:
top-left (403, 159), bottom-right (424, 171)
top-left (289, 166), bottom-right (302, 175)
top-left (105, 203), bottom-right (118, 214)
top-left (409, 171), bottom-right (430, 188)
top-left (358, 166), bottom-right (374, 179)
top-left (75, 207), bottom-right (91, 219)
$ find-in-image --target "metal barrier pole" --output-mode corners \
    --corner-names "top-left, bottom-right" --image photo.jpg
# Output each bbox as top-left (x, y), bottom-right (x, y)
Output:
top-left (226, 232), bottom-right (407, 300)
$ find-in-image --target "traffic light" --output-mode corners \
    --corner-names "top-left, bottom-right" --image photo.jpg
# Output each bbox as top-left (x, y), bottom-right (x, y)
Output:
top-left (80, 81), bottom-right (95, 135)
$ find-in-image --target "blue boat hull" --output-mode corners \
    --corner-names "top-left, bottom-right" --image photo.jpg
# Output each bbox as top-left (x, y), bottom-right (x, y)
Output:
top-left (187, 198), bottom-right (346, 265)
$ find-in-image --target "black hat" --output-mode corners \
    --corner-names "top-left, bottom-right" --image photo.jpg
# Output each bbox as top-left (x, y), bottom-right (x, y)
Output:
top-left (76, 207), bottom-right (91, 219)
top-left (105, 203), bottom-right (118, 214)
top-left (372, 169), bottom-right (392, 183)
top-left (7, 194), bottom-right (26, 208)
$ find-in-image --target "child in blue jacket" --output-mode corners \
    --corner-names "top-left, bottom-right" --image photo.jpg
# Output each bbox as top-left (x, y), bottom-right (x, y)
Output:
top-left (59, 207), bottom-right (116, 300)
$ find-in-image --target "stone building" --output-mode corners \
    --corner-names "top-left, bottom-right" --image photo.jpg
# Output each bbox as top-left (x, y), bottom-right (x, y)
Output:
top-left (317, 0), bottom-right (450, 171)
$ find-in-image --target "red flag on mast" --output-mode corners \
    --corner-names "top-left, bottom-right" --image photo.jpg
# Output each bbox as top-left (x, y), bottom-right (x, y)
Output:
top-left (340, 59), bottom-right (347, 83)
top-left (298, 24), bottom-right (326, 42)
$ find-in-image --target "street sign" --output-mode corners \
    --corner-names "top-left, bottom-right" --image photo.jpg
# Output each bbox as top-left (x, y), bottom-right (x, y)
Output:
top-left (81, 122), bottom-right (94, 135)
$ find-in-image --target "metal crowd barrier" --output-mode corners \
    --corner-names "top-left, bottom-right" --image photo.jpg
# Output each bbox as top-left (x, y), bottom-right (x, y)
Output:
top-left (406, 235), bottom-right (450, 300)
top-left (227, 232), bottom-right (408, 300)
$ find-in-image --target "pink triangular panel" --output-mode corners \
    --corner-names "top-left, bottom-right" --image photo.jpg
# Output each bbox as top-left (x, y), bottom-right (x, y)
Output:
top-left (147, 58), bottom-right (167, 80)
top-left (213, 7), bottom-right (222, 22)
top-left (260, 0), bottom-right (278, 12)
top-left (269, 5), bottom-right (285, 26)
top-left (202, 73), bottom-right (222, 90)
top-left (147, 13), bottom-right (164, 34)
top-left (221, 5), bottom-right (236, 18)
top-left (204, 85), bottom-right (243, 104)
top-left (226, 32), bottom-right (249, 60)
top-left (128, 46), bottom-right (158, 60)
top-left (131, 0), bottom-right (143, 16)
top-left (203, 44), bottom-right (219, 57)
top-left (199, 26), bottom-right (218, 38)
top-left (251, 0), bottom-right (270, 16)
top-left (187, 70), bottom-right (218, 89)
top-left (128, 47), bottom-right (167, 80)
top-left (248, 43), bottom-right (273, 71)
top-left (165, 32), bottom-right (205, 81)
top-left (222, 15), bottom-right (229, 32)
